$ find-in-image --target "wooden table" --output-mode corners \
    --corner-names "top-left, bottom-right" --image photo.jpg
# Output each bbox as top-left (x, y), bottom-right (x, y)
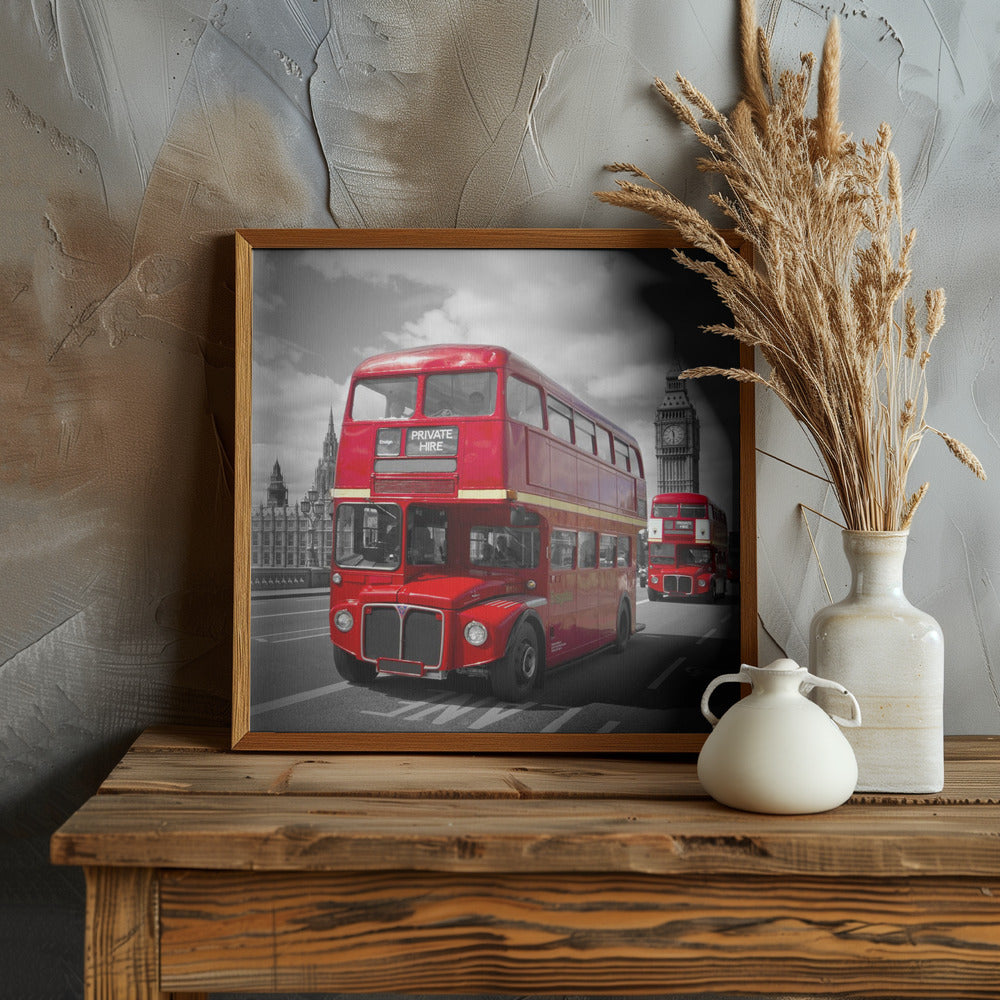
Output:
top-left (51, 728), bottom-right (1000, 999)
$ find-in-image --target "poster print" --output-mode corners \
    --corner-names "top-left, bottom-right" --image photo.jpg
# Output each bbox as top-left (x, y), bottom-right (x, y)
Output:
top-left (233, 229), bottom-right (756, 751)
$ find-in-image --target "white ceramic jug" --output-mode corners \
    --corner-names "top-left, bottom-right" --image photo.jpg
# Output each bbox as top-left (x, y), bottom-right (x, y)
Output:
top-left (697, 658), bottom-right (861, 814)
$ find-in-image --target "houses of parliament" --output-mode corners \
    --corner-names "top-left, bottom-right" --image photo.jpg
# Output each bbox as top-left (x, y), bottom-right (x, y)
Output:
top-left (250, 410), bottom-right (338, 590)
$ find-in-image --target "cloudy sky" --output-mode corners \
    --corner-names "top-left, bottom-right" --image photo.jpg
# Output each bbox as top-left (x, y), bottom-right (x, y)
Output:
top-left (250, 245), bottom-right (739, 520)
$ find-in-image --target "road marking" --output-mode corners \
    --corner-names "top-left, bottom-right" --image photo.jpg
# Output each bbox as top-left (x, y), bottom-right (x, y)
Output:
top-left (597, 720), bottom-right (620, 733)
top-left (251, 680), bottom-right (351, 716)
top-left (696, 627), bottom-right (718, 645)
top-left (541, 705), bottom-right (584, 733)
top-left (361, 692), bottom-right (450, 718)
top-left (648, 656), bottom-right (686, 690)
top-left (255, 627), bottom-right (331, 644)
top-left (252, 606), bottom-right (327, 621)
top-left (468, 702), bottom-right (538, 730)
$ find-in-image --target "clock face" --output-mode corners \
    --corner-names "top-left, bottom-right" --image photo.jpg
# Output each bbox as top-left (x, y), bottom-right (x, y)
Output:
top-left (661, 423), bottom-right (685, 446)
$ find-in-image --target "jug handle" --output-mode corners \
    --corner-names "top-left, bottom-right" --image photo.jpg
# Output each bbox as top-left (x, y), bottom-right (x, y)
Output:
top-left (800, 674), bottom-right (862, 728)
top-left (700, 666), bottom-right (750, 727)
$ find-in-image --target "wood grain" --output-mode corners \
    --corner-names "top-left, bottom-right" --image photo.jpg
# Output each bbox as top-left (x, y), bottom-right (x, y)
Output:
top-left (158, 868), bottom-right (1000, 997)
top-left (56, 729), bottom-right (1000, 999)
top-left (53, 791), bottom-right (1000, 877)
top-left (84, 867), bottom-right (206, 1000)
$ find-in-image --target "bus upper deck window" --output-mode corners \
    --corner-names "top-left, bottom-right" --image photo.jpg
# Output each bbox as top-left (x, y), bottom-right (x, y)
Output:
top-left (351, 377), bottom-right (418, 421)
top-left (613, 438), bottom-right (630, 471)
top-left (575, 414), bottom-right (597, 454)
top-left (507, 375), bottom-right (544, 428)
top-left (425, 371), bottom-right (498, 417)
top-left (547, 397), bottom-right (573, 443)
top-left (596, 428), bottom-right (613, 464)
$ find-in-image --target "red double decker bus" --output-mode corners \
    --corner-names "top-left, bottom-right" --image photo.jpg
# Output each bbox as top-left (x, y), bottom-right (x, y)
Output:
top-left (329, 345), bottom-right (646, 702)
top-left (646, 492), bottom-right (728, 602)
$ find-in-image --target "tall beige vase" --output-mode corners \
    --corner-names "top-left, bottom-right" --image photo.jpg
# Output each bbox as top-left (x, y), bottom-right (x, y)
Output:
top-left (809, 530), bottom-right (944, 793)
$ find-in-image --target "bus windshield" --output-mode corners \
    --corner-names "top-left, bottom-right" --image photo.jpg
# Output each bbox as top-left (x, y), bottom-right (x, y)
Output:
top-left (335, 503), bottom-right (402, 569)
top-left (407, 506), bottom-right (448, 566)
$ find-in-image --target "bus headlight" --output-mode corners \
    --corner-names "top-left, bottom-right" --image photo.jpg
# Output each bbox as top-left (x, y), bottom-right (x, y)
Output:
top-left (650, 575), bottom-right (659, 585)
top-left (464, 621), bottom-right (488, 647)
top-left (333, 609), bottom-right (354, 633)
top-left (331, 572), bottom-right (342, 585)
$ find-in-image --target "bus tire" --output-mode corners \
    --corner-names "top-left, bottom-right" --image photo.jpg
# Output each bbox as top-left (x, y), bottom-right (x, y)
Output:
top-left (492, 620), bottom-right (540, 702)
top-left (647, 587), bottom-right (661, 603)
top-left (333, 646), bottom-right (376, 685)
top-left (614, 600), bottom-right (631, 654)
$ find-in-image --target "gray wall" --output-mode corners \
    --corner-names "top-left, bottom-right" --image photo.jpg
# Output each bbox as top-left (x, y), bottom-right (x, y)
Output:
top-left (2, 1), bottom-right (997, 995)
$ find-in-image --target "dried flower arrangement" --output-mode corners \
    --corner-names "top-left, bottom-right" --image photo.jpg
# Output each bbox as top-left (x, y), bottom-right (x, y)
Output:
top-left (596, 0), bottom-right (985, 531)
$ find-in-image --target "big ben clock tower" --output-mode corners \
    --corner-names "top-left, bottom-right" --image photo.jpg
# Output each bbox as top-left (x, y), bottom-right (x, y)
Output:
top-left (655, 369), bottom-right (700, 494)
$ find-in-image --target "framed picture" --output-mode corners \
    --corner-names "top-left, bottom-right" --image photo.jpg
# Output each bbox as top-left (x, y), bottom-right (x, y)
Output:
top-left (233, 229), bottom-right (756, 751)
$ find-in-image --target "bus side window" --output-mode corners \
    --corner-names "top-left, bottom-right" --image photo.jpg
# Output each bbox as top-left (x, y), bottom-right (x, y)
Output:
top-left (595, 427), bottom-right (613, 464)
top-left (507, 375), bottom-right (545, 428)
top-left (613, 438), bottom-right (630, 471)
top-left (547, 397), bottom-right (573, 443)
top-left (629, 445), bottom-right (643, 478)
top-left (617, 535), bottom-right (631, 567)
top-left (550, 529), bottom-right (576, 570)
top-left (599, 534), bottom-right (616, 568)
top-left (574, 413), bottom-right (597, 454)
top-left (579, 531), bottom-right (597, 569)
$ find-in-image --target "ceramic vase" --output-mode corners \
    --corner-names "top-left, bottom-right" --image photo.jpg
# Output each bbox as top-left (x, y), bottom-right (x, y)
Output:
top-left (697, 658), bottom-right (861, 814)
top-left (809, 530), bottom-right (944, 793)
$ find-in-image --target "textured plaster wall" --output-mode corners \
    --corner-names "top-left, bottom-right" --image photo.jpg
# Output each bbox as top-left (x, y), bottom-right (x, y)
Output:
top-left (0, 1), bottom-right (997, 995)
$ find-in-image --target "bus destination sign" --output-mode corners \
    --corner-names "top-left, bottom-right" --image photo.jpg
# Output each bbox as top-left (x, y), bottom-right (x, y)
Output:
top-left (406, 425), bottom-right (459, 457)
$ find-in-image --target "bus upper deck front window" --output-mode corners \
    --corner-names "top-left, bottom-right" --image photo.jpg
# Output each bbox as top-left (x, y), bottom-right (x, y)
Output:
top-left (424, 371), bottom-right (498, 417)
top-left (335, 503), bottom-right (402, 570)
top-left (351, 377), bottom-right (418, 420)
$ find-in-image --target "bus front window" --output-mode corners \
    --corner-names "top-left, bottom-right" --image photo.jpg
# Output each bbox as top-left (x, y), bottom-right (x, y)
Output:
top-left (678, 545), bottom-right (711, 567)
top-left (407, 506), bottom-right (448, 566)
top-left (649, 542), bottom-right (675, 564)
top-left (351, 377), bottom-right (418, 420)
top-left (335, 503), bottom-right (402, 569)
top-left (425, 371), bottom-right (497, 417)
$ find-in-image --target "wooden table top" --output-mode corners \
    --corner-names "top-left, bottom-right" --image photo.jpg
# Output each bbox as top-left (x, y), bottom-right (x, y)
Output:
top-left (51, 727), bottom-right (1000, 878)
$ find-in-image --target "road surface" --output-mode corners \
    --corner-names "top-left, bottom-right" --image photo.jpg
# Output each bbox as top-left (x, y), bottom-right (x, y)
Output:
top-left (249, 590), bottom-right (741, 735)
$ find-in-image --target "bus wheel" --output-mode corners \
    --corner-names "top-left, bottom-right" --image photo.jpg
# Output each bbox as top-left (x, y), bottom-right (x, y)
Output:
top-left (614, 601), bottom-right (630, 654)
top-left (647, 588), bottom-right (661, 603)
top-left (333, 646), bottom-right (376, 685)
top-left (492, 621), bottom-right (539, 702)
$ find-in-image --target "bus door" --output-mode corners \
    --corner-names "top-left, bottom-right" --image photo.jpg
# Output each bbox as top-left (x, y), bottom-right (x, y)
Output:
top-left (548, 528), bottom-right (578, 659)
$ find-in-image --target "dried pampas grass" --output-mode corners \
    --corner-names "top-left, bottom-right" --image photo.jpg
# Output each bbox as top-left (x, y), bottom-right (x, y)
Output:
top-left (596, 0), bottom-right (984, 531)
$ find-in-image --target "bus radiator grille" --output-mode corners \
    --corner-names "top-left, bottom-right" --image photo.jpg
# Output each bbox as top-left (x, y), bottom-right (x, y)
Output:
top-left (664, 575), bottom-right (693, 595)
top-left (402, 609), bottom-right (443, 667)
top-left (363, 605), bottom-right (443, 669)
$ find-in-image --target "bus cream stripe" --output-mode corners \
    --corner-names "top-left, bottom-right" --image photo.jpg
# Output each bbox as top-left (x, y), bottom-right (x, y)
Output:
top-left (500, 490), bottom-right (647, 530)
top-left (335, 486), bottom-right (645, 530)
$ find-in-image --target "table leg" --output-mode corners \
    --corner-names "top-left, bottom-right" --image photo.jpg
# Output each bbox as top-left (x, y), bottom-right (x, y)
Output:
top-left (84, 867), bottom-right (207, 1000)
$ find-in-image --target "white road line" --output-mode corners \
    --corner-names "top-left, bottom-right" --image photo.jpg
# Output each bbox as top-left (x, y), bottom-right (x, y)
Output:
top-left (648, 656), bottom-right (686, 690)
top-left (541, 705), bottom-right (584, 733)
top-left (597, 720), bottom-right (620, 733)
top-left (696, 627), bottom-right (718, 645)
top-left (251, 680), bottom-right (351, 716)
top-left (252, 606), bottom-right (328, 621)
top-left (255, 627), bottom-right (331, 644)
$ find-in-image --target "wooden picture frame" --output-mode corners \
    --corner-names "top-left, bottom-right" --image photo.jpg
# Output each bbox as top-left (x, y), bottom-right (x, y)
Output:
top-left (233, 228), bottom-right (756, 751)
